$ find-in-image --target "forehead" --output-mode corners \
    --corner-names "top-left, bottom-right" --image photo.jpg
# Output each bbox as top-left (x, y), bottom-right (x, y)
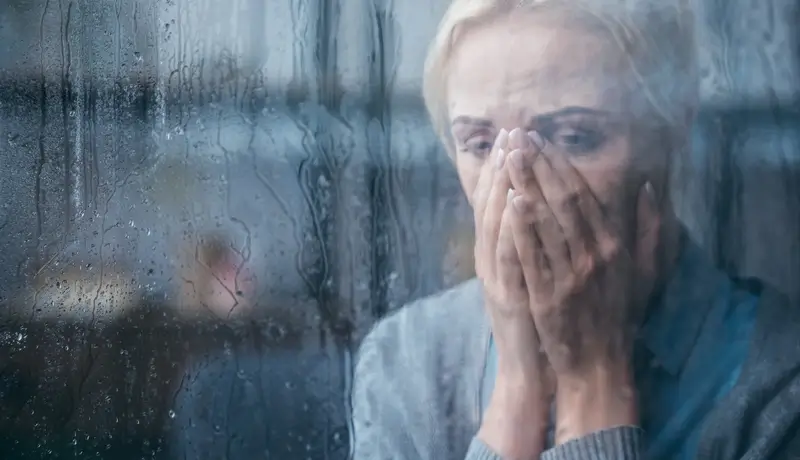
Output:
top-left (446, 10), bottom-right (634, 121)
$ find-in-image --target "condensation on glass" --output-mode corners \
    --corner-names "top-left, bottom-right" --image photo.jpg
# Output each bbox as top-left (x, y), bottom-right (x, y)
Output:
top-left (0, 0), bottom-right (798, 459)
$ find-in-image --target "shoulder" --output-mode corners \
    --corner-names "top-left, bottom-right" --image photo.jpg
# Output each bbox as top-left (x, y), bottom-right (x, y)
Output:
top-left (745, 282), bottom-right (800, 404)
top-left (356, 278), bottom-right (486, 372)
top-left (350, 279), bottom-right (487, 458)
top-left (352, 278), bottom-right (488, 408)
top-left (746, 280), bottom-right (800, 371)
top-left (704, 279), bottom-right (800, 459)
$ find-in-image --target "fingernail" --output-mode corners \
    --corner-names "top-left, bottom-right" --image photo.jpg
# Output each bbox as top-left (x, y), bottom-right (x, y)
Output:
top-left (509, 128), bottom-right (529, 149)
top-left (644, 181), bottom-right (657, 206)
top-left (506, 188), bottom-right (515, 204)
top-left (495, 148), bottom-right (506, 169)
top-left (497, 129), bottom-right (509, 149)
top-left (528, 131), bottom-right (545, 150)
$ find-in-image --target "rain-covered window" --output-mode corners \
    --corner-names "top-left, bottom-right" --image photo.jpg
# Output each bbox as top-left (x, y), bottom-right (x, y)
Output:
top-left (1, 0), bottom-right (798, 459)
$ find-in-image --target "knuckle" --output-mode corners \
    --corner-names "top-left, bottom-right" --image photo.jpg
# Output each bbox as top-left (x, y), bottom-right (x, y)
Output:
top-left (559, 192), bottom-right (580, 214)
top-left (561, 272), bottom-right (580, 290)
top-left (534, 302), bottom-right (558, 324)
top-left (499, 288), bottom-right (527, 311)
top-left (534, 202), bottom-right (552, 221)
top-left (486, 285), bottom-right (527, 314)
top-left (598, 237), bottom-right (622, 260)
top-left (497, 246), bottom-right (518, 267)
top-left (574, 254), bottom-right (596, 278)
top-left (514, 198), bottom-right (535, 221)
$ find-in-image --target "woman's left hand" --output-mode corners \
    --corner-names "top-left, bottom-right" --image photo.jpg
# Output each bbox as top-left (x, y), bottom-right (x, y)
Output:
top-left (504, 128), bottom-right (661, 442)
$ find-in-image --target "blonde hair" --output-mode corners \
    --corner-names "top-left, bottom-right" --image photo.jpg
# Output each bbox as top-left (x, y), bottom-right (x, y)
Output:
top-left (422, 0), bottom-right (698, 153)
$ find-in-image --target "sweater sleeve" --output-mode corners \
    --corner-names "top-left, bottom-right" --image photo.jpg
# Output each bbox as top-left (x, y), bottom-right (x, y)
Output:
top-left (350, 288), bottom-right (643, 460)
top-left (540, 427), bottom-right (644, 460)
top-left (465, 427), bottom-right (643, 460)
top-left (465, 438), bottom-right (505, 460)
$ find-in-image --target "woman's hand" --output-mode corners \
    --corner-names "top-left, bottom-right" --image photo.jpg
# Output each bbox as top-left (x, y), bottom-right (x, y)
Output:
top-left (474, 128), bottom-right (544, 381)
top-left (505, 128), bottom-right (661, 443)
top-left (474, 128), bottom-right (551, 460)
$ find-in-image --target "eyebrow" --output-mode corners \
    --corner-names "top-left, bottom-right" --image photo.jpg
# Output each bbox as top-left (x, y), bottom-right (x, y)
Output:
top-left (450, 106), bottom-right (610, 129)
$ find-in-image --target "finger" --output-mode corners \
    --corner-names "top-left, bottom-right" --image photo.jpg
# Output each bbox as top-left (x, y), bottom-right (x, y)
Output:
top-left (509, 193), bottom-right (552, 301)
top-left (473, 159), bottom-right (491, 280)
top-left (474, 130), bottom-right (509, 221)
top-left (539, 137), bottom-right (610, 241)
top-left (474, 129), bottom-right (509, 277)
top-left (517, 149), bottom-right (570, 280)
top-left (473, 153), bottom-right (495, 233)
top-left (507, 128), bottom-right (543, 197)
top-left (527, 196), bottom-right (571, 281)
top-left (483, 149), bottom-right (513, 278)
top-left (529, 133), bottom-right (591, 271)
top-left (496, 191), bottom-right (527, 308)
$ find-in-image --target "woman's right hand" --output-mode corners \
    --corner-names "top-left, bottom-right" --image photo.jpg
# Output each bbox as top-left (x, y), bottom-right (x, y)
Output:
top-left (474, 128), bottom-right (551, 459)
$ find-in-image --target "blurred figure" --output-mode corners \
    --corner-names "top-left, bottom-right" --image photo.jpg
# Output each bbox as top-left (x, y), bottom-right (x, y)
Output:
top-left (175, 232), bottom-right (258, 319)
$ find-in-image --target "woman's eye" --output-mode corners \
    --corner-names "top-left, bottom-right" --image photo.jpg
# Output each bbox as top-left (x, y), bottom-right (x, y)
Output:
top-left (549, 128), bottom-right (603, 154)
top-left (464, 139), bottom-right (493, 156)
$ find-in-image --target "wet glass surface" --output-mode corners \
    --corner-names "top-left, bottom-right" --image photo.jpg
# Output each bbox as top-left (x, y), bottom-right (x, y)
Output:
top-left (0, 0), bottom-right (798, 459)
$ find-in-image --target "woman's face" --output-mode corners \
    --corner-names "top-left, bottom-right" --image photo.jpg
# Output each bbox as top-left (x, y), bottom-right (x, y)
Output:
top-left (446, 10), bottom-right (668, 241)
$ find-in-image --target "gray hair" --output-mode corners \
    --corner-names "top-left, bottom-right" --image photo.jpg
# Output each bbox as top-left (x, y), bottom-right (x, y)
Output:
top-left (422, 0), bottom-right (699, 152)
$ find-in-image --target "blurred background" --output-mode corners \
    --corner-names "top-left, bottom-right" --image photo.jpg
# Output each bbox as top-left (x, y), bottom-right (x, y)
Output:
top-left (0, 0), bottom-right (798, 459)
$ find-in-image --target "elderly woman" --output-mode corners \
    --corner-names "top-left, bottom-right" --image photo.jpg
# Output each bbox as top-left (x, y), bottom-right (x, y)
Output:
top-left (351, 1), bottom-right (800, 460)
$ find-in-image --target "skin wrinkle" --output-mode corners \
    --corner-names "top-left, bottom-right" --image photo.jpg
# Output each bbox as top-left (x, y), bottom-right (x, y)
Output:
top-left (446, 15), bottom-right (642, 241)
top-left (426, 1), bottom-right (695, 159)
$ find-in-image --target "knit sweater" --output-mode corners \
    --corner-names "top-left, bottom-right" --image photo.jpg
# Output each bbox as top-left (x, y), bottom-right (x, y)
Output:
top-left (351, 274), bottom-right (800, 460)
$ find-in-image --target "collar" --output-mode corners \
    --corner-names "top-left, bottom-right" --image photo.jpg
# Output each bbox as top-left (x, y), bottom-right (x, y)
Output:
top-left (638, 236), bottom-right (729, 376)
